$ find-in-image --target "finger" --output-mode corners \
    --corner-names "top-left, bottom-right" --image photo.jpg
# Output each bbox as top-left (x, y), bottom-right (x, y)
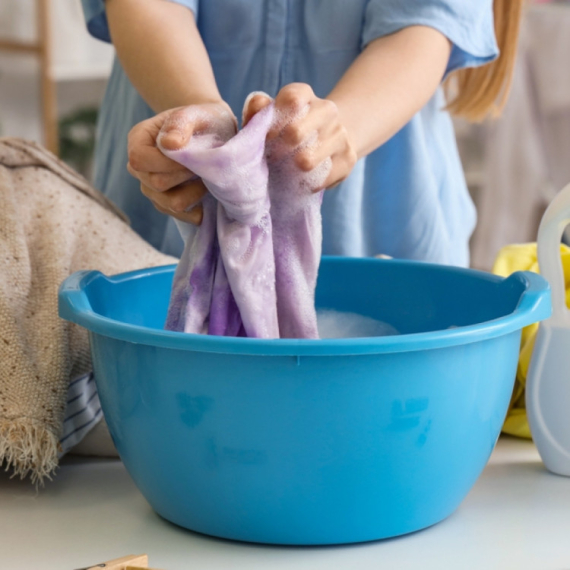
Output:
top-left (140, 182), bottom-right (206, 215)
top-left (266, 122), bottom-right (328, 165)
top-left (242, 92), bottom-right (272, 127)
top-left (128, 116), bottom-right (188, 173)
top-left (268, 83), bottom-right (315, 139)
top-left (159, 106), bottom-right (217, 151)
top-left (184, 204), bottom-right (204, 225)
top-left (140, 179), bottom-right (208, 214)
top-left (152, 199), bottom-right (204, 225)
top-left (293, 122), bottom-right (345, 172)
top-left (323, 151), bottom-right (357, 190)
top-left (159, 122), bottom-right (194, 152)
top-left (281, 98), bottom-right (339, 148)
top-left (127, 162), bottom-right (195, 192)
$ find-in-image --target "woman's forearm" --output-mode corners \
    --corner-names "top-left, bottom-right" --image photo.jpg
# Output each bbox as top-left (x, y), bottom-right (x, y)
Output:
top-left (327, 26), bottom-right (452, 159)
top-left (106, 0), bottom-right (222, 112)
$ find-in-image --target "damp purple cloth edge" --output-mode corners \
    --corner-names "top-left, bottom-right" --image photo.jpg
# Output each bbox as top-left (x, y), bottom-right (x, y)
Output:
top-left (158, 100), bottom-right (330, 339)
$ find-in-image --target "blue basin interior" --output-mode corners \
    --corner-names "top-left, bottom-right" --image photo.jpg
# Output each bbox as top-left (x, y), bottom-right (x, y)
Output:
top-left (84, 257), bottom-right (528, 335)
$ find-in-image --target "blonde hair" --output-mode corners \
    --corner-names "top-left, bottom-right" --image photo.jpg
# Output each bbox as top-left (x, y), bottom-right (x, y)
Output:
top-left (445, 0), bottom-right (525, 122)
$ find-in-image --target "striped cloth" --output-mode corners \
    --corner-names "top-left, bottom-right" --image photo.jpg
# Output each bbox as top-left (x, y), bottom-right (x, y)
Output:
top-left (59, 372), bottom-right (103, 455)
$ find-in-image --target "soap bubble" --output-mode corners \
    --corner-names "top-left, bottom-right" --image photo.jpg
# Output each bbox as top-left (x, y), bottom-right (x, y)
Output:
top-left (317, 309), bottom-right (399, 339)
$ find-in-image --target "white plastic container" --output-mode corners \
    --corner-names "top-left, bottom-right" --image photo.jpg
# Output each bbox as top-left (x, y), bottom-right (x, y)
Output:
top-left (527, 182), bottom-right (570, 476)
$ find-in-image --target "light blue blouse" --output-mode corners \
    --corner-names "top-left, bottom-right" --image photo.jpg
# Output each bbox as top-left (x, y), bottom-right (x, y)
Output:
top-left (82, 0), bottom-right (498, 266)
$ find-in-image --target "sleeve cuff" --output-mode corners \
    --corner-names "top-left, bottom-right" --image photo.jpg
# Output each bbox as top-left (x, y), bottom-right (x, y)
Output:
top-left (81, 0), bottom-right (199, 44)
top-left (81, 0), bottom-right (111, 43)
top-left (167, 0), bottom-right (199, 19)
top-left (362, 8), bottom-right (499, 76)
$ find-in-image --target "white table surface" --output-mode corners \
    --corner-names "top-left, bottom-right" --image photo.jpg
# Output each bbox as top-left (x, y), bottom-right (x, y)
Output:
top-left (1, 436), bottom-right (569, 570)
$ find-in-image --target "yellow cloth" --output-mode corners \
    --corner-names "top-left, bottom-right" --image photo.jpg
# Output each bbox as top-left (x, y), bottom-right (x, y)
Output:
top-left (492, 243), bottom-right (570, 438)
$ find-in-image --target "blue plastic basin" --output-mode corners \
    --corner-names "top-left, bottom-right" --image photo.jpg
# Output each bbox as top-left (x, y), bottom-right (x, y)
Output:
top-left (58, 257), bottom-right (551, 545)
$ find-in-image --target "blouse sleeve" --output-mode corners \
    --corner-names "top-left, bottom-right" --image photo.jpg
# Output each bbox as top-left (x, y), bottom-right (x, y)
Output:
top-left (81, 0), bottom-right (199, 43)
top-left (362, 0), bottom-right (499, 76)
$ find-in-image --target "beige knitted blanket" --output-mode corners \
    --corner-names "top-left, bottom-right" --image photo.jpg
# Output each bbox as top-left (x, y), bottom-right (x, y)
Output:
top-left (0, 138), bottom-right (174, 483)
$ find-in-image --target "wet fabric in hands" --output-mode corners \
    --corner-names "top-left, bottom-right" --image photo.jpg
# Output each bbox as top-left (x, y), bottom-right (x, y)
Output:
top-left (158, 99), bottom-right (331, 339)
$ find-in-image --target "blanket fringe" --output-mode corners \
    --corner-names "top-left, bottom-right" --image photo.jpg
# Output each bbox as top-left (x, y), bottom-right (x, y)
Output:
top-left (0, 419), bottom-right (59, 485)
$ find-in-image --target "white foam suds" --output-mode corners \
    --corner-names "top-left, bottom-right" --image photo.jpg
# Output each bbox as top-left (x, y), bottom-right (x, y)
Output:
top-left (317, 309), bottom-right (399, 339)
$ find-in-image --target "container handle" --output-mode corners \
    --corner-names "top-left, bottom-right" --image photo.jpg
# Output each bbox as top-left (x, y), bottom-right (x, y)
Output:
top-left (537, 182), bottom-right (570, 324)
top-left (510, 271), bottom-right (551, 323)
top-left (58, 270), bottom-right (102, 324)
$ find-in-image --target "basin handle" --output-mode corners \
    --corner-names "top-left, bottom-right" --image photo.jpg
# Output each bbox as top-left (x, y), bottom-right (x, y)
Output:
top-left (58, 270), bottom-right (102, 324)
top-left (510, 271), bottom-right (551, 325)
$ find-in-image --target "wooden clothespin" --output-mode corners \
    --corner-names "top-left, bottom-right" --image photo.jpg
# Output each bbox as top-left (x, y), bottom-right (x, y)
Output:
top-left (76, 554), bottom-right (163, 570)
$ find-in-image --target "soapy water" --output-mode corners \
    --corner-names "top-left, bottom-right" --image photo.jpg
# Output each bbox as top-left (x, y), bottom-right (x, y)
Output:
top-left (317, 309), bottom-right (399, 339)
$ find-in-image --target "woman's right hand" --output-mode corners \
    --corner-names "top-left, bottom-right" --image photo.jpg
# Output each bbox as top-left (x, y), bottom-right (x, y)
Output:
top-left (127, 102), bottom-right (236, 225)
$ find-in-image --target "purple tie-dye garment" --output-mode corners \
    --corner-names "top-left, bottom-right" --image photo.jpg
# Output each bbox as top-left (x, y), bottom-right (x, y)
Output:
top-left (158, 99), bottom-right (330, 339)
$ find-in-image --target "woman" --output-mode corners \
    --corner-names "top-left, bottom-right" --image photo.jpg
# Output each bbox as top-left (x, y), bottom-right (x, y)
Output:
top-left (82, 0), bottom-right (522, 266)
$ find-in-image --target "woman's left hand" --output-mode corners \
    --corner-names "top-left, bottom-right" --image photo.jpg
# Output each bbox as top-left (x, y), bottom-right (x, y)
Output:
top-left (242, 83), bottom-right (357, 191)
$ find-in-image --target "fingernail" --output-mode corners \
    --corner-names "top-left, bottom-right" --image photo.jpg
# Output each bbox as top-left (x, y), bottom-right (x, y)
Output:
top-left (183, 200), bottom-right (200, 213)
top-left (188, 206), bottom-right (203, 225)
top-left (160, 129), bottom-right (188, 150)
